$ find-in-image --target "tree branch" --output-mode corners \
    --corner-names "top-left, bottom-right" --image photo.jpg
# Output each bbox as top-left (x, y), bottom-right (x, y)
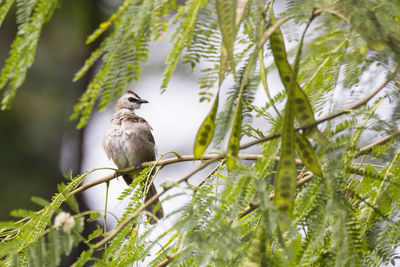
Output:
top-left (156, 244), bottom-right (193, 267)
top-left (240, 67), bottom-right (397, 150)
top-left (89, 130), bottom-right (398, 251)
top-left (257, 15), bottom-right (293, 50)
top-left (92, 155), bottom-right (232, 248)
top-left (238, 172), bottom-right (314, 219)
top-left (71, 128), bottom-right (398, 199)
top-left (70, 64), bottom-right (397, 198)
top-left (69, 154), bottom-right (263, 196)
top-left (355, 131), bottom-right (400, 157)
top-left (256, 5), bottom-right (329, 51)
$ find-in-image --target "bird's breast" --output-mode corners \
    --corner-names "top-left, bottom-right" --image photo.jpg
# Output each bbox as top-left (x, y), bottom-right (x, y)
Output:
top-left (103, 122), bottom-right (155, 169)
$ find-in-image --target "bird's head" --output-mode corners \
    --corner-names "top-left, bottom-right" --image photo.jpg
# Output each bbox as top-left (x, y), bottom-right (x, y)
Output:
top-left (115, 90), bottom-right (149, 111)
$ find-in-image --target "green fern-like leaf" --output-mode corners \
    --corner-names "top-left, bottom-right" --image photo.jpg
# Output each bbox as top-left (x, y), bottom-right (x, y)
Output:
top-left (0, 172), bottom-right (86, 260)
top-left (0, 0), bottom-right (15, 27)
top-left (161, 0), bottom-right (206, 90)
top-left (0, 0), bottom-right (60, 110)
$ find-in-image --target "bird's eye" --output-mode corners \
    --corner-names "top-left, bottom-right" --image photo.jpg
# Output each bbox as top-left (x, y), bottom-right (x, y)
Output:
top-left (128, 97), bottom-right (136, 103)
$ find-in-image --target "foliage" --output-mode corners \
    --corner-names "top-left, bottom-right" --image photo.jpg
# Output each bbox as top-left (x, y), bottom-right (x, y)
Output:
top-left (0, 0), bottom-right (60, 110)
top-left (1, 0), bottom-right (400, 266)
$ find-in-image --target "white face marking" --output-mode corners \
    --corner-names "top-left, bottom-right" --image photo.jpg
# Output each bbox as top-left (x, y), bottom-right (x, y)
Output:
top-left (116, 91), bottom-right (147, 111)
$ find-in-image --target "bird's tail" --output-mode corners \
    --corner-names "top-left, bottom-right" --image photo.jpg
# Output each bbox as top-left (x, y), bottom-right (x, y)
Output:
top-left (144, 183), bottom-right (164, 224)
top-left (122, 173), bottom-right (164, 224)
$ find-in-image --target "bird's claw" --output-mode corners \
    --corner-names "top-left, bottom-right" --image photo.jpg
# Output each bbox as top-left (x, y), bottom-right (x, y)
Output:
top-left (114, 170), bottom-right (123, 178)
top-left (135, 164), bottom-right (142, 170)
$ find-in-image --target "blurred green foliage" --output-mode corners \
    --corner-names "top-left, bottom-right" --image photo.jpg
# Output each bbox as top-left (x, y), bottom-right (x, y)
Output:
top-left (0, 0), bottom-right (101, 220)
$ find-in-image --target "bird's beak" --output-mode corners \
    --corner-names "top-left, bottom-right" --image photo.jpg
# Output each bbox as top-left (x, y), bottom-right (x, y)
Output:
top-left (138, 99), bottom-right (149, 104)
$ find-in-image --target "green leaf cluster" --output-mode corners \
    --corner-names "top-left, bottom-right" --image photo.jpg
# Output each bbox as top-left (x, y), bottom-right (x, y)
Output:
top-left (0, 0), bottom-right (59, 109)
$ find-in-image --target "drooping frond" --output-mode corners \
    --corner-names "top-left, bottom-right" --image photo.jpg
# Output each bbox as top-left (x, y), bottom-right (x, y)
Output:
top-left (0, 0), bottom-right (60, 109)
top-left (161, 0), bottom-right (206, 90)
top-left (71, 0), bottom-right (169, 128)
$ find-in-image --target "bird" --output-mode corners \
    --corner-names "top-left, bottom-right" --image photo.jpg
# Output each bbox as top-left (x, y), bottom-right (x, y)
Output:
top-left (102, 90), bottom-right (164, 224)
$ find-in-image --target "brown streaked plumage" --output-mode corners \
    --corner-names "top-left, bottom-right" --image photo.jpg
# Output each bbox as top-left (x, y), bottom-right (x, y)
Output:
top-left (103, 90), bottom-right (164, 224)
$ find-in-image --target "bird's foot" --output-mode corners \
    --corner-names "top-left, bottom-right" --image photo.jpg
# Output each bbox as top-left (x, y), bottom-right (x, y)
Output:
top-left (134, 163), bottom-right (143, 170)
top-left (114, 170), bottom-right (124, 178)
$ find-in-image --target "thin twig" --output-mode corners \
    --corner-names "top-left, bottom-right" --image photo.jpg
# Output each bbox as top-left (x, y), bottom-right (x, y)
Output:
top-left (93, 190), bottom-right (165, 249)
top-left (240, 67), bottom-right (397, 150)
top-left (256, 7), bottom-right (325, 51)
top-left (257, 15), bottom-right (294, 49)
top-left (193, 161), bottom-right (225, 197)
top-left (179, 158), bottom-right (219, 185)
top-left (71, 129), bottom-right (398, 198)
top-left (238, 173), bottom-right (314, 219)
top-left (69, 154), bottom-right (262, 196)
top-left (355, 131), bottom-right (400, 157)
top-left (156, 244), bottom-right (194, 267)
top-left (104, 181), bottom-right (109, 249)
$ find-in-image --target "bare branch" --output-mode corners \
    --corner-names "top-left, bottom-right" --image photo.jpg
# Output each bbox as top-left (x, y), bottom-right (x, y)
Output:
top-left (240, 66), bottom-right (397, 150)
top-left (257, 15), bottom-right (293, 49)
top-left (93, 189), bottom-right (165, 249)
top-left (71, 129), bottom-right (399, 199)
top-left (69, 154), bottom-right (263, 196)
top-left (355, 131), bottom-right (400, 157)
top-left (239, 172), bottom-right (314, 218)
top-left (256, 6), bottom-right (328, 51)
top-left (193, 161), bottom-right (225, 197)
top-left (156, 244), bottom-right (193, 267)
